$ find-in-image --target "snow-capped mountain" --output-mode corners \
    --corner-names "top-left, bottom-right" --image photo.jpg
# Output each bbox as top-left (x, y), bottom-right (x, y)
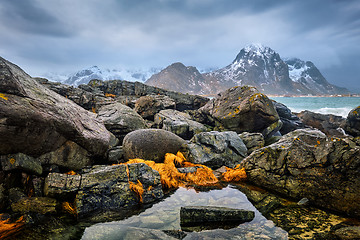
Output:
top-left (44, 66), bottom-right (162, 86)
top-left (146, 44), bottom-right (349, 95)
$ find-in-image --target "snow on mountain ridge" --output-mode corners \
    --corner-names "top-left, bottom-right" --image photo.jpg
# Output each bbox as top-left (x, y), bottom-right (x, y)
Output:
top-left (51, 66), bottom-right (163, 86)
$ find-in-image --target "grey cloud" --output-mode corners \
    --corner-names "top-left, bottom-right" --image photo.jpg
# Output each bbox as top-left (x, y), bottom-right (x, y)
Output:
top-left (0, 0), bottom-right (359, 92)
top-left (0, 0), bottom-right (73, 36)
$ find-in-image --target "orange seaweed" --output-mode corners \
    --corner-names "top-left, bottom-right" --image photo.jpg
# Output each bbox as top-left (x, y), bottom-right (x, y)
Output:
top-left (62, 202), bottom-right (77, 217)
top-left (222, 164), bottom-right (247, 182)
top-left (129, 180), bottom-right (144, 203)
top-left (0, 214), bottom-right (25, 239)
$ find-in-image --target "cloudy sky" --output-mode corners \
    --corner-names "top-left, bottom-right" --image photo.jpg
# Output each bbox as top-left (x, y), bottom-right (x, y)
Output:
top-left (0, 0), bottom-right (359, 92)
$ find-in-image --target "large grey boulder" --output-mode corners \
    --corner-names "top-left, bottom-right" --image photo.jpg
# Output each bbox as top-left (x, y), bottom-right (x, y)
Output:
top-left (154, 109), bottom-right (207, 140)
top-left (97, 103), bottom-right (147, 142)
top-left (123, 129), bottom-right (186, 162)
top-left (44, 163), bottom-right (164, 218)
top-left (272, 101), bottom-right (305, 135)
top-left (181, 131), bottom-right (247, 169)
top-left (241, 128), bottom-right (360, 218)
top-left (297, 110), bottom-right (346, 137)
top-left (134, 94), bottom-right (175, 120)
top-left (198, 86), bottom-right (280, 138)
top-left (0, 57), bottom-right (112, 157)
top-left (345, 106), bottom-right (360, 137)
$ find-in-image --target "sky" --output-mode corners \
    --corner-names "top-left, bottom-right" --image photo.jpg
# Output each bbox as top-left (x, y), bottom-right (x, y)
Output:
top-left (0, 0), bottom-right (359, 92)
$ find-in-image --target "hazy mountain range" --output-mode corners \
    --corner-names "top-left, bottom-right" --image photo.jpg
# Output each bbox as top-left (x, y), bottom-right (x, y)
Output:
top-left (43, 44), bottom-right (349, 96)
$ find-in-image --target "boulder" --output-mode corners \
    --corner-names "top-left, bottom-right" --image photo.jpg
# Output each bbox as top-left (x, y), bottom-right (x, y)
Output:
top-left (241, 128), bottom-right (360, 218)
top-left (0, 57), bottom-right (112, 157)
top-left (44, 163), bottom-right (164, 218)
top-left (123, 129), bottom-right (186, 162)
top-left (107, 146), bottom-right (124, 164)
top-left (154, 109), bottom-right (207, 139)
top-left (198, 86), bottom-right (280, 138)
top-left (238, 132), bottom-right (265, 154)
top-left (97, 103), bottom-right (147, 142)
top-left (272, 101), bottom-right (305, 135)
top-left (0, 153), bottom-right (42, 175)
top-left (297, 110), bottom-right (346, 137)
top-left (345, 106), bottom-right (360, 137)
top-left (134, 95), bottom-right (175, 120)
top-left (180, 206), bottom-right (255, 225)
top-left (38, 141), bottom-right (92, 171)
top-left (181, 131), bottom-right (247, 169)
top-left (11, 197), bottom-right (58, 214)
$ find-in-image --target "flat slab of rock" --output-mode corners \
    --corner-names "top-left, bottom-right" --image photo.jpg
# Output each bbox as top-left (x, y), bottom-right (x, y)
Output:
top-left (180, 206), bottom-right (255, 225)
top-left (44, 163), bottom-right (164, 218)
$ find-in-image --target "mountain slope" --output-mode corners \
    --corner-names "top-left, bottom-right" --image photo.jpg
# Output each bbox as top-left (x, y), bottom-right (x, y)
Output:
top-left (146, 44), bottom-right (349, 96)
top-left (145, 62), bottom-right (222, 95)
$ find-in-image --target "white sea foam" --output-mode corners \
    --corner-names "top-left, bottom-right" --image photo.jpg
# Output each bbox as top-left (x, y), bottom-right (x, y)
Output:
top-left (289, 107), bottom-right (351, 118)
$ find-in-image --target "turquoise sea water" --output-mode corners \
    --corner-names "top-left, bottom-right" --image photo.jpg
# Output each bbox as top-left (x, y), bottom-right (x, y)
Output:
top-left (271, 97), bottom-right (360, 118)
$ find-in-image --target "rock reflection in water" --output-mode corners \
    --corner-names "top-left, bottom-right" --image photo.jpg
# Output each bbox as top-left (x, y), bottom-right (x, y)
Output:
top-left (81, 186), bottom-right (287, 240)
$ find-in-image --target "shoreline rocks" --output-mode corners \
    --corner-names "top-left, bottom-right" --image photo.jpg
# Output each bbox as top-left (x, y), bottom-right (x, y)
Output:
top-left (241, 128), bottom-right (360, 218)
top-left (198, 86), bottom-right (280, 138)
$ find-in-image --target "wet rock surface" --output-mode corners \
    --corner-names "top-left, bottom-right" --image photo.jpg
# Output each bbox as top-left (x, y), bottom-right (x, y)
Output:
top-left (345, 105), bottom-right (360, 137)
top-left (273, 101), bottom-right (305, 135)
top-left (154, 109), bottom-right (207, 139)
top-left (241, 128), bottom-right (360, 218)
top-left (297, 110), bottom-right (346, 137)
top-left (181, 131), bottom-right (247, 169)
top-left (198, 86), bottom-right (280, 137)
top-left (123, 129), bottom-right (186, 162)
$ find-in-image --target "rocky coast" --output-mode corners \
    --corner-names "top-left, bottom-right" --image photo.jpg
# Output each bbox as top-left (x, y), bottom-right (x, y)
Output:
top-left (1, 56), bottom-right (360, 239)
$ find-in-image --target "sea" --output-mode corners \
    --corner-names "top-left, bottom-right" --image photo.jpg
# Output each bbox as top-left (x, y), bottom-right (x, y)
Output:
top-left (270, 97), bottom-right (360, 118)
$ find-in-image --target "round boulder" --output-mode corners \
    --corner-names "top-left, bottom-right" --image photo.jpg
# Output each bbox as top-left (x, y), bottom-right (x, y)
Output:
top-left (122, 129), bottom-right (186, 162)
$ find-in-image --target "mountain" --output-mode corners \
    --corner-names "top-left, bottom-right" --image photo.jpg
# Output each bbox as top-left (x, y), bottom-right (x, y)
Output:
top-left (146, 44), bottom-right (349, 96)
top-left (145, 62), bottom-right (221, 95)
top-left (43, 66), bottom-right (161, 86)
top-left (285, 58), bottom-right (348, 95)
